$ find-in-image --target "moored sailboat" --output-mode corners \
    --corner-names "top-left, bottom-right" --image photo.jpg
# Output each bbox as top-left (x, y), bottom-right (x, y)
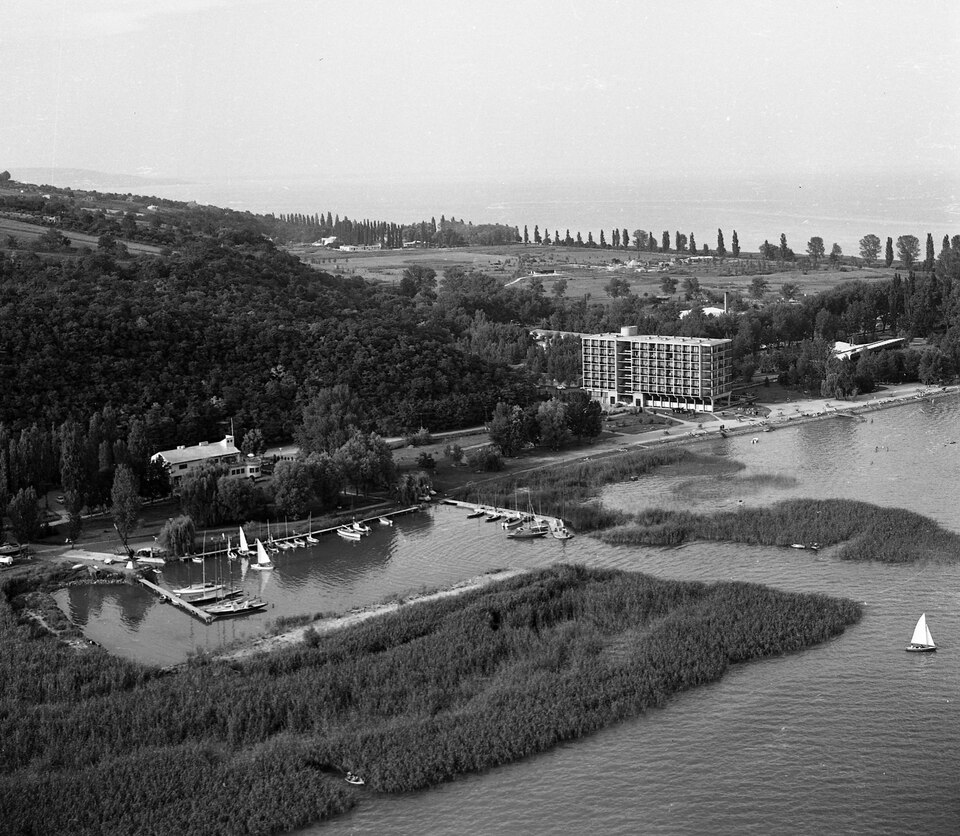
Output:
top-left (237, 526), bottom-right (252, 557)
top-left (905, 612), bottom-right (937, 652)
top-left (203, 596), bottom-right (268, 618)
top-left (248, 538), bottom-right (274, 572)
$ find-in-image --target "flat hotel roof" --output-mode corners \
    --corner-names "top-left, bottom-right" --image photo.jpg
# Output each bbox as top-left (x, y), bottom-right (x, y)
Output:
top-left (584, 333), bottom-right (731, 346)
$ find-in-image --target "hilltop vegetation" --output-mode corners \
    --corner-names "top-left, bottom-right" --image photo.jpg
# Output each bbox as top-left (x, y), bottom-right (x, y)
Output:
top-left (2, 174), bottom-right (959, 450)
top-left (0, 563), bottom-right (861, 835)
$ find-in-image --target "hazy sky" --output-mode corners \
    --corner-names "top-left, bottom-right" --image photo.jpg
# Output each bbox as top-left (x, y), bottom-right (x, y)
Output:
top-left (3, 0), bottom-right (958, 184)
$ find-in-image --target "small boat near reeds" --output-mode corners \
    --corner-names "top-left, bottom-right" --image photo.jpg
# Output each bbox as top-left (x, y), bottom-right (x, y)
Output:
top-left (506, 523), bottom-right (549, 540)
top-left (378, 516), bottom-right (393, 527)
top-left (351, 520), bottom-right (372, 535)
top-left (905, 613), bottom-right (937, 652)
top-left (345, 771), bottom-right (365, 786)
top-left (552, 523), bottom-right (575, 540)
top-left (204, 596), bottom-right (268, 618)
top-left (337, 526), bottom-right (362, 541)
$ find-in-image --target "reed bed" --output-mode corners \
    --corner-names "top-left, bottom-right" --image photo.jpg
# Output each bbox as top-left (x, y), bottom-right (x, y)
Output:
top-left (600, 499), bottom-right (960, 563)
top-left (0, 564), bottom-right (860, 834)
top-left (455, 449), bottom-right (734, 531)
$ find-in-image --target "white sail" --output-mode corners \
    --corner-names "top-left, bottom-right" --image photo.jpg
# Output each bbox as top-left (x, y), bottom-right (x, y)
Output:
top-left (910, 613), bottom-right (935, 648)
top-left (256, 538), bottom-right (273, 567)
top-left (239, 526), bottom-right (251, 554)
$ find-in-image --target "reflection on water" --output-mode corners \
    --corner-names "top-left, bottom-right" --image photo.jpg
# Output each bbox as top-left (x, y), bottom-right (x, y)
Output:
top-left (50, 397), bottom-right (960, 833)
top-left (56, 397), bottom-right (960, 668)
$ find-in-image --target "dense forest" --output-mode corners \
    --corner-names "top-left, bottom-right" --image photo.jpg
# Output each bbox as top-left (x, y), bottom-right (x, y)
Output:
top-left (0, 563), bottom-right (861, 835)
top-left (2, 177), bottom-right (959, 454)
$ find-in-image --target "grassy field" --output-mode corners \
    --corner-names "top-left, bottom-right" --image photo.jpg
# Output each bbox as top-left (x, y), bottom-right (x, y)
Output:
top-left (0, 215), bottom-right (164, 256)
top-left (291, 242), bottom-right (898, 301)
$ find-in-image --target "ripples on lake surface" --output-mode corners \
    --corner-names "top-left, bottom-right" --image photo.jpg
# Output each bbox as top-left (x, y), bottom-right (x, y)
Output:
top-left (56, 398), bottom-right (960, 833)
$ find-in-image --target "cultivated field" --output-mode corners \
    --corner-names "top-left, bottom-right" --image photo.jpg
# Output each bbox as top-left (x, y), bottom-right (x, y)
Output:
top-left (290, 241), bottom-right (897, 301)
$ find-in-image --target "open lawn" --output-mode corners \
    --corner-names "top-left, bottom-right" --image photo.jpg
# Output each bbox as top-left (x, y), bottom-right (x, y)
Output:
top-left (0, 215), bottom-right (164, 256)
top-left (290, 242), bottom-right (898, 302)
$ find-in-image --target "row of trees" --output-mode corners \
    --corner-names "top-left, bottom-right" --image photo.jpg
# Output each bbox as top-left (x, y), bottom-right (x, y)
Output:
top-left (0, 407), bottom-right (168, 545)
top-left (517, 222), bottom-right (943, 272)
top-left (487, 390), bottom-right (603, 455)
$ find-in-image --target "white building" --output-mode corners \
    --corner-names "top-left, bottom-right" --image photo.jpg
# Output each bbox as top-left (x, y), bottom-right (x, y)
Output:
top-left (582, 327), bottom-right (733, 413)
top-left (151, 435), bottom-right (260, 487)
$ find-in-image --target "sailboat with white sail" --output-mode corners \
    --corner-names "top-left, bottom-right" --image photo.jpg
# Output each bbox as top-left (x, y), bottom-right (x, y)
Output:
top-left (905, 612), bottom-right (937, 652)
top-left (237, 526), bottom-right (252, 557)
top-left (248, 538), bottom-right (274, 572)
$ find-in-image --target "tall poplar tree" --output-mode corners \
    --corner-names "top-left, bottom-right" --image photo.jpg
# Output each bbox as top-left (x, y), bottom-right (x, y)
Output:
top-left (732, 230), bottom-right (740, 257)
top-left (717, 228), bottom-right (726, 256)
top-left (885, 237), bottom-right (894, 267)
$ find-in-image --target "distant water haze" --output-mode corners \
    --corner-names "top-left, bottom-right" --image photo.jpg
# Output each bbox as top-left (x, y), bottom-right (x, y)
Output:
top-left (19, 168), bottom-right (960, 256)
top-left (148, 171), bottom-right (960, 256)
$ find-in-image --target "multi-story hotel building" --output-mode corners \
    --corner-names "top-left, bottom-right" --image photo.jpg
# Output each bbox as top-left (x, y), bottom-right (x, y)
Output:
top-left (581, 327), bottom-right (733, 413)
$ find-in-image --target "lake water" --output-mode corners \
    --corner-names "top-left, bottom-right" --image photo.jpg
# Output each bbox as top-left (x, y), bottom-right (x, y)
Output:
top-left (56, 396), bottom-right (960, 834)
top-left (68, 170), bottom-right (960, 256)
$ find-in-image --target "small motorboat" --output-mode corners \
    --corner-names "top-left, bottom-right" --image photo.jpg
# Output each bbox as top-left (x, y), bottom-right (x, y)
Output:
top-left (790, 543), bottom-right (806, 549)
top-left (351, 521), bottom-right (372, 535)
top-left (345, 771), bottom-right (365, 786)
top-left (337, 526), bottom-right (362, 541)
top-left (292, 538), bottom-right (307, 548)
top-left (306, 533), bottom-right (319, 544)
top-left (501, 516), bottom-right (524, 530)
top-left (378, 516), bottom-right (394, 527)
top-left (552, 524), bottom-right (575, 541)
top-left (485, 513), bottom-right (503, 523)
top-left (466, 508), bottom-right (485, 519)
top-left (506, 524), bottom-right (549, 540)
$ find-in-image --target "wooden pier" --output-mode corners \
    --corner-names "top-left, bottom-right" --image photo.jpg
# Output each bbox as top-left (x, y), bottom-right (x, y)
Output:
top-left (442, 499), bottom-right (561, 528)
top-left (136, 576), bottom-right (213, 624)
